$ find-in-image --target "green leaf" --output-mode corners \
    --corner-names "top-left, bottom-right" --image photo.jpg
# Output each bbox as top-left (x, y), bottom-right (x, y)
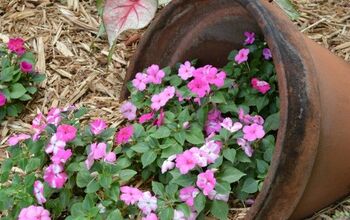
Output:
top-left (131, 142), bottom-right (149, 153)
top-left (152, 181), bottom-right (165, 196)
top-left (85, 180), bottom-right (100, 193)
top-left (185, 127), bottom-right (204, 145)
top-left (165, 184), bottom-right (178, 198)
top-left (174, 131), bottom-right (186, 145)
top-left (26, 86), bottom-right (37, 94)
top-left (74, 107), bottom-right (88, 118)
top-left (171, 174), bottom-right (196, 187)
top-left (76, 170), bottom-right (93, 187)
top-left (211, 200), bottom-right (229, 220)
top-left (99, 173), bottom-right (112, 188)
top-left (106, 210), bottom-right (123, 220)
top-left (25, 158), bottom-right (41, 172)
top-left (32, 74), bottom-right (46, 83)
top-left (178, 108), bottom-right (190, 124)
top-left (211, 92), bottom-right (226, 104)
top-left (275, 0), bottom-right (300, 20)
top-left (0, 159), bottom-right (13, 182)
top-left (218, 167), bottom-right (245, 183)
top-left (141, 150), bottom-right (157, 168)
top-left (215, 181), bottom-right (231, 195)
top-left (194, 193), bottom-right (206, 213)
top-left (133, 123), bottom-right (145, 138)
top-left (223, 148), bottom-right (236, 164)
top-left (9, 83), bottom-right (26, 99)
top-left (256, 159), bottom-right (269, 174)
top-left (119, 169), bottom-right (137, 181)
top-left (151, 126), bottom-right (171, 139)
top-left (242, 177), bottom-right (259, 193)
top-left (19, 94), bottom-right (32, 101)
top-left (159, 207), bottom-right (174, 220)
top-left (71, 203), bottom-right (85, 217)
top-left (177, 203), bottom-right (191, 217)
top-left (161, 144), bottom-right (182, 158)
top-left (264, 112), bottom-right (280, 132)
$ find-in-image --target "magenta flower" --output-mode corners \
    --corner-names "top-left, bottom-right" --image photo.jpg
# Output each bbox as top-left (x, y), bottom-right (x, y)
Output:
top-left (142, 213), bottom-right (158, 220)
top-left (43, 164), bottom-right (68, 189)
top-left (193, 65), bottom-right (226, 88)
top-left (178, 61), bottom-right (195, 80)
top-left (137, 191), bottom-right (158, 215)
top-left (154, 109), bottom-right (165, 127)
top-left (237, 138), bottom-right (254, 157)
top-left (175, 150), bottom-right (197, 174)
top-left (263, 48), bottom-right (272, 60)
top-left (18, 205), bottom-right (51, 220)
top-left (7, 38), bottom-right (26, 55)
top-left (46, 108), bottom-right (61, 126)
top-left (115, 125), bottom-right (134, 145)
top-left (196, 170), bottom-right (216, 196)
top-left (187, 77), bottom-right (210, 98)
top-left (244, 32), bottom-right (255, 45)
top-left (104, 152), bottom-right (117, 163)
top-left (235, 48), bottom-right (250, 64)
top-left (200, 141), bottom-right (222, 164)
top-left (45, 134), bottom-right (66, 155)
top-left (51, 149), bottom-right (72, 164)
top-left (139, 112), bottom-right (154, 124)
top-left (120, 101), bottom-right (137, 121)
top-left (90, 142), bottom-right (107, 160)
top-left (132, 72), bottom-right (149, 91)
top-left (56, 124), bottom-right (77, 142)
top-left (7, 133), bottom-right (30, 146)
top-left (179, 186), bottom-right (199, 207)
top-left (0, 92), bottom-right (7, 107)
top-left (151, 93), bottom-right (168, 111)
top-left (120, 186), bottom-right (143, 205)
top-left (90, 118), bottom-right (107, 135)
top-left (251, 78), bottom-right (271, 94)
top-left (33, 180), bottom-right (46, 204)
top-left (20, 61), bottom-right (33, 73)
top-left (212, 71), bottom-right (226, 88)
top-left (147, 64), bottom-right (165, 84)
top-left (243, 123), bottom-right (265, 142)
top-left (220, 118), bottom-right (243, 133)
top-left (161, 155), bottom-right (176, 174)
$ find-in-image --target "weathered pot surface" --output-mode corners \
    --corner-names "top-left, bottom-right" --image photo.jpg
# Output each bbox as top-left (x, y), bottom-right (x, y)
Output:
top-left (121, 0), bottom-right (350, 219)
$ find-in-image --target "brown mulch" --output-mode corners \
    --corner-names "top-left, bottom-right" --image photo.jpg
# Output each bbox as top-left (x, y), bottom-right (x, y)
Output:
top-left (0, 0), bottom-right (349, 219)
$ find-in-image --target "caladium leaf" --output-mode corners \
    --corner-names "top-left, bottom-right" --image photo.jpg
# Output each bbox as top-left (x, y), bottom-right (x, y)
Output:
top-left (103, 0), bottom-right (158, 46)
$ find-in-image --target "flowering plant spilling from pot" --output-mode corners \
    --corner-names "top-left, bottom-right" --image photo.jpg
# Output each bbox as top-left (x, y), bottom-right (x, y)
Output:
top-left (0, 38), bottom-right (45, 121)
top-left (0, 33), bottom-right (279, 220)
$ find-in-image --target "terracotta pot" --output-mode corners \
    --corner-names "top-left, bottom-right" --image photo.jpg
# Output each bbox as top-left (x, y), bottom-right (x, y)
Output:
top-left (121, 0), bottom-right (350, 219)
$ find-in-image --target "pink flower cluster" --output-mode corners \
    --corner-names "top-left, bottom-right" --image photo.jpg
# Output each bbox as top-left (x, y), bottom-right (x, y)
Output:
top-left (132, 64), bottom-right (165, 91)
top-left (251, 78), bottom-right (271, 94)
top-left (85, 142), bottom-right (117, 170)
top-left (120, 186), bottom-right (158, 219)
top-left (151, 86), bottom-right (175, 111)
top-left (18, 205), bottom-right (51, 220)
top-left (7, 38), bottom-right (26, 56)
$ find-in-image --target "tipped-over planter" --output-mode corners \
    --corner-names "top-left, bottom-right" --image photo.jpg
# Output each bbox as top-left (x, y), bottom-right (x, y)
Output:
top-left (121, 0), bottom-right (350, 219)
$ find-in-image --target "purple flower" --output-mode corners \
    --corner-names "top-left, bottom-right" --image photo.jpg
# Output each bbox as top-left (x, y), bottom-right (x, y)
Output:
top-left (120, 101), bottom-right (137, 121)
top-left (244, 32), bottom-right (255, 45)
top-left (263, 48), bottom-right (272, 60)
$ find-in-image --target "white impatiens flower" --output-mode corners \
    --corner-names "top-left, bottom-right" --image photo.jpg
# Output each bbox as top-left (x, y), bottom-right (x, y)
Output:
top-left (173, 210), bottom-right (186, 220)
top-left (220, 117), bottom-right (243, 133)
top-left (137, 191), bottom-right (157, 215)
top-left (161, 155), bottom-right (176, 174)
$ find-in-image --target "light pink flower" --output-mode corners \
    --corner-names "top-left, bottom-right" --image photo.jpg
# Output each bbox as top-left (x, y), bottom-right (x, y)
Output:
top-left (243, 123), bottom-right (265, 142)
top-left (212, 71), bottom-right (226, 88)
top-left (0, 92), bottom-right (7, 107)
top-left (33, 180), bottom-right (46, 204)
top-left (151, 93), bottom-right (168, 111)
top-left (263, 48), bottom-right (272, 60)
top-left (139, 112), bottom-right (154, 124)
top-left (20, 61), bottom-right (33, 73)
top-left (43, 164), bottom-right (68, 189)
top-left (220, 118), bottom-right (243, 133)
top-left (120, 101), bottom-right (137, 121)
top-left (104, 152), bottom-right (117, 163)
top-left (46, 108), bottom-right (61, 126)
top-left (244, 32), bottom-right (255, 45)
top-left (235, 48), bottom-right (250, 64)
top-left (238, 108), bottom-right (264, 125)
top-left (7, 38), bottom-right (26, 56)
top-left (178, 61), bottom-right (195, 80)
top-left (175, 150), bottom-right (197, 174)
top-left (56, 124), bottom-right (77, 142)
top-left (45, 134), bottom-right (66, 155)
top-left (115, 125), bottom-right (134, 145)
top-left (138, 191), bottom-right (158, 215)
top-left (200, 141), bottom-right (222, 164)
top-left (182, 121), bottom-right (190, 129)
top-left (237, 138), bottom-right (254, 157)
top-left (187, 77), bottom-right (210, 98)
top-left (162, 86), bottom-right (176, 100)
top-left (196, 170), bottom-right (216, 196)
top-left (90, 142), bottom-right (107, 160)
top-left (142, 213), bottom-right (158, 220)
top-left (193, 65), bottom-right (226, 87)
top-left (189, 147), bottom-right (209, 167)
top-left (132, 72), bottom-right (149, 91)
top-left (147, 64), bottom-right (165, 84)
top-left (208, 190), bottom-right (229, 202)
top-left (154, 109), bottom-right (165, 127)
top-left (7, 133), bottom-right (30, 146)
top-left (161, 155), bottom-right (176, 174)
top-left (251, 78), bottom-right (271, 94)
top-left (51, 149), bottom-right (72, 164)
top-left (173, 210), bottom-right (186, 220)
top-left (32, 112), bottom-right (46, 141)
top-left (90, 118), bottom-right (107, 135)
top-left (18, 205), bottom-right (51, 220)
top-left (179, 186), bottom-right (199, 207)
top-left (120, 186), bottom-right (143, 205)
top-left (205, 109), bottom-right (223, 135)
top-left (85, 152), bottom-right (95, 170)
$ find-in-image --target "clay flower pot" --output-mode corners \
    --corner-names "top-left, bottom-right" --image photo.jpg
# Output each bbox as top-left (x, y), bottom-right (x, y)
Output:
top-left (121, 0), bottom-right (350, 219)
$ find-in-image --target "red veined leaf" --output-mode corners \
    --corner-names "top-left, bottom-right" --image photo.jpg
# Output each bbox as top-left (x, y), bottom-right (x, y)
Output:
top-left (103, 0), bottom-right (158, 46)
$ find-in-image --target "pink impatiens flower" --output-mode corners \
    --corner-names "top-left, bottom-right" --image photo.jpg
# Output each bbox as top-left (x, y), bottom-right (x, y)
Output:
top-left (154, 109), bottom-right (165, 127)
top-left (18, 205), bottom-right (51, 220)
top-left (20, 61), bottom-right (33, 73)
top-left (244, 32), bottom-right (255, 45)
top-left (32, 112), bottom-right (46, 141)
top-left (120, 101), bottom-right (137, 121)
top-left (179, 186), bottom-right (199, 207)
top-left (46, 108), bottom-right (61, 126)
top-left (7, 133), bottom-right (30, 146)
top-left (193, 65), bottom-right (226, 88)
top-left (115, 125), bottom-right (134, 144)
top-left (0, 92), bottom-right (7, 107)
top-left (187, 77), bottom-right (210, 98)
top-left (200, 141), bottom-right (222, 164)
top-left (138, 191), bottom-right (158, 215)
top-left (139, 112), bottom-right (154, 124)
top-left (33, 180), bottom-right (46, 204)
top-left (205, 109), bottom-right (223, 135)
top-left (142, 213), bottom-right (158, 220)
top-left (56, 124), bottom-right (77, 142)
top-left (85, 152), bottom-right (95, 170)
top-left (104, 152), bottom-right (117, 163)
top-left (220, 118), bottom-right (243, 133)
top-left (90, 118), bottom-right (107, 135)
top-left (208, 190), bottom-right (229, 202)
top-left (162, 86), bottom-right (176, 100)
top-left (147, 64), bottom-right (165, 84)
top-left (161, 155), bottom-right (176, 174)
top-left (263, 48), bottom-right (272, 60)
top-left (90, 142), bottom-right (107, 160)
top-left (237, 138), bottom-right (254, 157)
top-left (196, 170), bottom-right (216, 196)
top-left (190, 147), bottom-right (209, 167)
top-left (235, 48), bottom-right (250, 64)
top-left (43, 164), bottom-right (68, 189)
top-left (251, 78), bottom-right (271, 94)
top-left (178, 61), bottom-right (195, 80)
top-left (7, 38), bottom-right (26, 55)
top-left (238, 108), bottom-right (264, 125)
top-left (51, 149), bottom-right (72, 164)
top-left (175, 150), bottom-right (197, 174)
top-left (45, 134), bottom-right (66, 155)
top-left (120, 186), bottom-right (143, 205)
top-left (151, 93), bottom-right (167, 111)
top-left (132, 72), bottom-right (149, 91)
top-left (243, 123), bottom-right (265, 142)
